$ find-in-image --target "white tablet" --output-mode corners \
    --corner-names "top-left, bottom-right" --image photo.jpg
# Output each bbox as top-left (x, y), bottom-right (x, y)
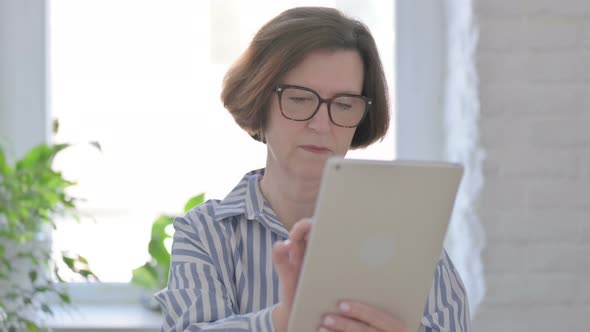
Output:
top-left (287, 158), bottom-right (463, 332)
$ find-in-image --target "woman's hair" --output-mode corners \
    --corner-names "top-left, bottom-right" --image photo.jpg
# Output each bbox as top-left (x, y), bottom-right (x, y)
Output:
top-left (221, 6), bottom-right (389, 149)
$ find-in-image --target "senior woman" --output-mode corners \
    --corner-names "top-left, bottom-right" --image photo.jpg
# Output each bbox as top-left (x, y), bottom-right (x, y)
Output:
top-left (155, 6), bottom-right (469, 332)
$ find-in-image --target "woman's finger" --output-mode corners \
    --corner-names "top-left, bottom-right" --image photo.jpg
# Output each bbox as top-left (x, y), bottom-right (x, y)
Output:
top-left (272, 241), bottom-right (289, 270)
top-left (289, 218), bottom-right (313, 241)
top-left (289, 218), bottom-right (312, 264)
top-left (317, 313), bottom-right (378, 332)
top-left (335, 301), bottom-right (409, 332)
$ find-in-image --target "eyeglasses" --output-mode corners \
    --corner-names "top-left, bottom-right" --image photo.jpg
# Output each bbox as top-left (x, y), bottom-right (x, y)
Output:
top-left (273, 84), bottom-right (371, 128)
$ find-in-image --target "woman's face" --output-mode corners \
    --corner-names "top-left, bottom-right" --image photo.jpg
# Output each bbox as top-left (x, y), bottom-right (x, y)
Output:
top-left (264, 49), bottom-right (364, 180)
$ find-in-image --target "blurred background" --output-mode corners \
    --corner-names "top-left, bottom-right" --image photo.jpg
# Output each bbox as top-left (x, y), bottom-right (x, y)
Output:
top-left (0, 0), bottom-right (588, 331)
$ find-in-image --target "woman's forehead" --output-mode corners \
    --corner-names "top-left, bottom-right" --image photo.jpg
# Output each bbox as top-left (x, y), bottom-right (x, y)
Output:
top-left (280, 49), bottom-right (364, 96)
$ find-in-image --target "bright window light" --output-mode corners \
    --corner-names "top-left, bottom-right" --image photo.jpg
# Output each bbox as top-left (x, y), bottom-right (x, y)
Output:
top-left (49, 0), bottom-right (395, 283)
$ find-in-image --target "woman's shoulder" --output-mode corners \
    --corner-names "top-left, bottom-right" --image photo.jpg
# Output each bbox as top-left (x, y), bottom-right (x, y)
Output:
top-left (438, 248), bottom-right (459, 271)
top-left (172, 168), bottom-right (264, 233)
top-left (436, 249), bottom-right (467, 289)
top-left (421, 249), bottom-right (470, 331)
top-left (173, 199), bottom-right (229, 235)
top-left (188, 198), bottom-right (222, 219)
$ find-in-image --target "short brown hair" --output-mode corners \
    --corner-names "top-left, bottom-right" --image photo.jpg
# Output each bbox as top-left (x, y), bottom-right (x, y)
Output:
top-left (221, 7), bottom-right (389, 149)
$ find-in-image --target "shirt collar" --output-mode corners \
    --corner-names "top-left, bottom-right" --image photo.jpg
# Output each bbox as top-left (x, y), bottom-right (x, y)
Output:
top-left (215, 169), bottom-right (289, 238)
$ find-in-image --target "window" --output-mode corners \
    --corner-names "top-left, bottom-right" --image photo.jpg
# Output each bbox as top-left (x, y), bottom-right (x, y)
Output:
top-left (50, 0), bottom-right (395, 286)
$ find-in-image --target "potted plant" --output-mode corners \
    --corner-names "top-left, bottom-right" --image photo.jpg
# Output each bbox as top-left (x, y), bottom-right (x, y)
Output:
top-left (131, 193), bottom-right (205, 310)
top-left (0, 142), bottom-right (98, 331)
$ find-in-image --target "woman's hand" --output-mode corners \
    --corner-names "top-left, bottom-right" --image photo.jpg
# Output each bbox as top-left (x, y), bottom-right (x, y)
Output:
top-left (271, 219), bottom-right (409, 332)
top-left (272, 218), bottom-right (313, 332)
top-left (318, 301), bottom-right (410, 332)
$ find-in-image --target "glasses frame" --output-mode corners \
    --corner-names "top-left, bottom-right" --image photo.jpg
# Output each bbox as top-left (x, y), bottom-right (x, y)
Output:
top-left (273, 84), bottom-right (372, 128)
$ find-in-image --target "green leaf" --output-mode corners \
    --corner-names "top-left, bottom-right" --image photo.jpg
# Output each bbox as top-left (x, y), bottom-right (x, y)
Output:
top-left (53, 117), bottom-right (60, 134)
top-left (0, 147), bottom-right (12, 175)
top-left (77, 269), bottom-right (97, 280)
top-left (49, 143), bottom-right (70, 162)
top-left (1, 256), bottom-right (11, 271)
top-left (0, 298), bottom-right (6, 311)
top-left (41, 303), bottom-right (53, 315)
top-left (54, 266), bottom-right (65, 283)
top-left (29, 270), bottom-right (38, 283)
top-left (26, 322), bottom-right (40, 332)
top-left (151, 215), bottom-right (173, 241)
top-left (18, 144), bottom-right (52, 169)
top-left (62, 256), bottom-right (75, 270)
top-left (77, 255), bottom-right (89, 265)
top-left (0, 141), bottom-right (86, 331)
top-left (131, 264), bottom-right (160, 290)
top-left (183, 193), bottom-right (205, 213)
top-left (35, 286), bottom-right (50, 293)
top-left (28, 253), bottom-right (40, 266)
top-left (58, 293), bottom-right (71, 304)
top-left (148, 239), bottom-right (170, 269)
top-left (89, 141), bottom-right (102, 152)
top-left (149, 215), bottom-right (173, 271)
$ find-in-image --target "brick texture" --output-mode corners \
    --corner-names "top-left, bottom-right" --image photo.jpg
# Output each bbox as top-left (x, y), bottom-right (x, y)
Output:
top-left (473, 0), bottom-right (590, 330)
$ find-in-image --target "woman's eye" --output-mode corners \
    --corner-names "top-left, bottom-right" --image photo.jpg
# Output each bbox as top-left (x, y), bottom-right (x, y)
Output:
top-left (289, 97), bottom-right (311, 103)
top-left (334, 102), bottom-right (352, 110)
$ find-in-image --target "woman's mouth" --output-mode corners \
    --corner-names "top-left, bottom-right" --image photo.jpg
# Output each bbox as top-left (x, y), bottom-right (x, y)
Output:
top-left (300, 145), bottom-right (332, 154)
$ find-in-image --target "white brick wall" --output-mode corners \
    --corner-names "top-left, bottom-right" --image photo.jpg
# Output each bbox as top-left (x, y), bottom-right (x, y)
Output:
top-left (473, 0), bottom-right (590, 330)
top-left (477, 0), bottom-right (590, 18)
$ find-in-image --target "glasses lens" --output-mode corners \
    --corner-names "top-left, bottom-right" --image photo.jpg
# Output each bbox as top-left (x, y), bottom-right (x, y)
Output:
top-left (280, 87), bottom-right (318, 120)
top-left (330, 96), bottom-right (367, 127)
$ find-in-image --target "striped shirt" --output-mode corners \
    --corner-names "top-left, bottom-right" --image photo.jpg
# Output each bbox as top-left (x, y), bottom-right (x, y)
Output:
top-left (155, 169), bottom-right (470, 332)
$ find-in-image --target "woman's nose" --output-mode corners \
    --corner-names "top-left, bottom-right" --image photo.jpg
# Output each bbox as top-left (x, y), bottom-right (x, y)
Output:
top-left (307, 102), bottom-right (332, 132)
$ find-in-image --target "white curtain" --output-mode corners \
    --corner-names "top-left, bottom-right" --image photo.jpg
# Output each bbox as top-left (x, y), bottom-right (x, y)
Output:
top-left (443, 0), bottom-right (486, 317)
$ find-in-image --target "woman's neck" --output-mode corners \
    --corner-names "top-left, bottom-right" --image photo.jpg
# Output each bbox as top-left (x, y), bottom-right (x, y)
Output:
top-left (259, 163), bottom-right (321, 231)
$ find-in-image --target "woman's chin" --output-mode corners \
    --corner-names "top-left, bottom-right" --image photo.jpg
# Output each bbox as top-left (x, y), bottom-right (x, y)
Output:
top-left (292, 161), bottom-right (328, 180)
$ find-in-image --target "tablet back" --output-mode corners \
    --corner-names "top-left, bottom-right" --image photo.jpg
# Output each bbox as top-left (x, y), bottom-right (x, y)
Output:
top-left (287, 158), bottom-right (463, 332)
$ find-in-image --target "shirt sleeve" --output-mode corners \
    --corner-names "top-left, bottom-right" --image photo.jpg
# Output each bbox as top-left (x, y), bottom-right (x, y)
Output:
top-left (419, 250), bottom-right (470, 332)
top-left (154, 211), bottom-right (276, 332)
